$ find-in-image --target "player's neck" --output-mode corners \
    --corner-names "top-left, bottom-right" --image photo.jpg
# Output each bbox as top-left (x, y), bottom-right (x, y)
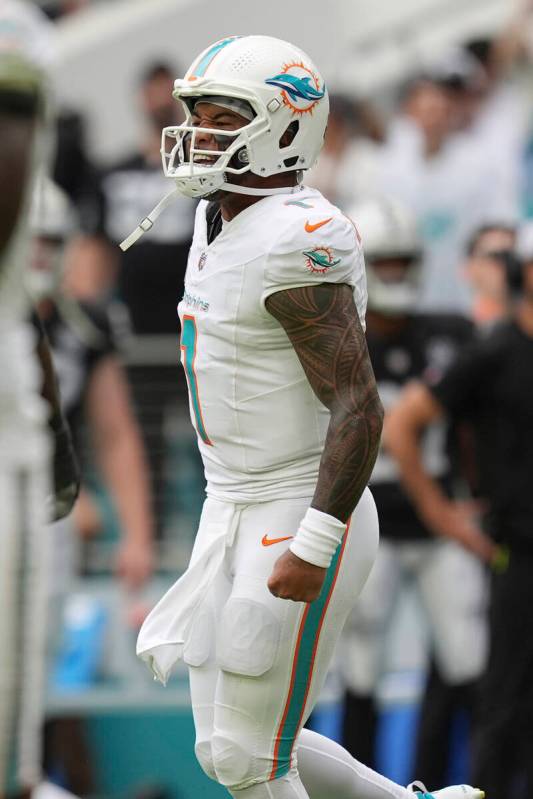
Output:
top-left (219, 173), bottom-right (298, 222)
top-left (219, 192), bottom-right (264, 222)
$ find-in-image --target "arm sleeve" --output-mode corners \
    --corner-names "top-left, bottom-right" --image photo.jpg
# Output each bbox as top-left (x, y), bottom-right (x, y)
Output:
top-left (261, 212), bottom-right (367, 328)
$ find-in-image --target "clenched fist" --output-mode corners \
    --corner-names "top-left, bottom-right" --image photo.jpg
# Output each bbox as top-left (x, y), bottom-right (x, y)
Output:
top-left (268, 549), bottom-right (327, 603)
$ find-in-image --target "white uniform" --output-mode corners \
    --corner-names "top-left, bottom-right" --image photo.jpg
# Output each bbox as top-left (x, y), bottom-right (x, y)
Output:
top-left (137, 186), bottom-right (379, 794)
top-left (179, 187), bottom-right (367, 501)
top-left (0, 1), bottom-right (54, 790)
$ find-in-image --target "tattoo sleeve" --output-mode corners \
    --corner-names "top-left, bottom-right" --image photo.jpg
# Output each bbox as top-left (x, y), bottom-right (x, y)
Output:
top-left (266, 283), bottom-right (383, 523)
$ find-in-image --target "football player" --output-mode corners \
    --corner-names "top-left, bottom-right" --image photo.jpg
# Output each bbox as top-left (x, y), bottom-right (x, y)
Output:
top-left (0, 3), bottom-right (77, 797)
top-left (339, 197), bottom-right (488, 784)
top-left (385, 236), bottom-right (533, 799)
top-left (126, 36), bottom-right (484, 799)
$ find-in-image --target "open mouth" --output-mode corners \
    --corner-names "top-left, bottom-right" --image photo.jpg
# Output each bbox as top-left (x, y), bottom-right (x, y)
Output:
top-left (192, 153), bottom-right (219, 165)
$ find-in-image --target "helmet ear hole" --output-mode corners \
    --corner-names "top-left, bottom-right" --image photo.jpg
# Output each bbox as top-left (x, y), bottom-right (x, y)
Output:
top-left (279, 120), bottom-right (299, 149)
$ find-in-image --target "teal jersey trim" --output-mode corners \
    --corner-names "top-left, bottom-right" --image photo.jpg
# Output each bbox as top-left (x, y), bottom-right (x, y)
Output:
top-left (180, 315), bottom-right (212, 445)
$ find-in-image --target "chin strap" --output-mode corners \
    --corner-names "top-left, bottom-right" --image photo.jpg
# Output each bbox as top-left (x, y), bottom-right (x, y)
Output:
top-left (119, 186), bottom-right (181, 252)
top-left (119, 180), bottom-right (303, 252)
top-left (221, 182), bottom-right (302, 197)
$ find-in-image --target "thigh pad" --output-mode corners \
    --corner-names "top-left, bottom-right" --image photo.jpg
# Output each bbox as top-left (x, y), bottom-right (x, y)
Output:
top-left (216, 598), bottom-right (280, 677)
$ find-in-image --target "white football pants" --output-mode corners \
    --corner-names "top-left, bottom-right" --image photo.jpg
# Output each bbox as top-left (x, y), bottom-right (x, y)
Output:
top-left (186, 489), bottom-right (387, 795)
top-left (0, 450), bottom-right (50, 793)
top-left (341, 537), bottom-right (488, 694)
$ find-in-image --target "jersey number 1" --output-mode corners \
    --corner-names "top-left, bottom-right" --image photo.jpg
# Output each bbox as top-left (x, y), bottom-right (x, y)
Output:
top-left (180, 315), bottom-right (212, 446)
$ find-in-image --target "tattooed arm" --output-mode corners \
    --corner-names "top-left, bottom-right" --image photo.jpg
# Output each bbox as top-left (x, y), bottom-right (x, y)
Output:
top-left (266, 282), bottom-right (383, 520)
top-left (265, 282), bottom-right (383, 601)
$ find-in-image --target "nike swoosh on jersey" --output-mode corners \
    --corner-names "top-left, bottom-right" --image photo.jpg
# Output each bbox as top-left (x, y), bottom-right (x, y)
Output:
top-left (305, 217), bottom-right (332, 233)
top-left (261, 534), bottom-right (294, 547)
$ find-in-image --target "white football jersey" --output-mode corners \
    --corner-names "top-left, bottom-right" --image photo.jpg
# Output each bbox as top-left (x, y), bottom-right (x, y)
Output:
top-left (177, 187), bottom-right (367, 502)
top-left (0, 0), bottom-right (54, 444)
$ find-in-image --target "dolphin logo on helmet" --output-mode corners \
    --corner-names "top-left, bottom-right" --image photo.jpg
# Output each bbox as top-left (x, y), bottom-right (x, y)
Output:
top-left (265, 73), bottom-right (325, 103)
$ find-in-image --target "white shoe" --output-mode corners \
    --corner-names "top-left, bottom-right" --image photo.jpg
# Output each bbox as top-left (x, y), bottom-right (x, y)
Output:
top-left (407, 781), bottom-right (485, 799)
top-left (32, 781), bottom-right (80, 799)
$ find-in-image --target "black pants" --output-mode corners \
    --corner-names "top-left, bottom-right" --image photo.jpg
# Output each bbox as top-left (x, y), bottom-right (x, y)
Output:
top-left (472, 552), bottom-right (533, 798)
top-left (126, 363), bottom-right (189, 538)
top-left (413, 662), bottom-right (478, 789)
top-left (342, 690), bottom-right (377, 769)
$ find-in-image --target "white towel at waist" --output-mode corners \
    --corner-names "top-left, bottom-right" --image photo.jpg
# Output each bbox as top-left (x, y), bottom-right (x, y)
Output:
top-left (136, 498), bottom-right (238, 685)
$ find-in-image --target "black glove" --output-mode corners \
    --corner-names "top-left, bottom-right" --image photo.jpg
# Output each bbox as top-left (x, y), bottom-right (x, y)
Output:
top-left (48, 413), bottom-right (81, 522)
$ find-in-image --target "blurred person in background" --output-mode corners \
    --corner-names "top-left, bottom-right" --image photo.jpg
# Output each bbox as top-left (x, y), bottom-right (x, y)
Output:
top-left (462, 1), bottom-right (533, 192)
top-left (29, 176), bottom-right (155, 798)
top-left (423, 38), bottom-right (527, 227)
top-left (96, 61), bottom-right (198, 539)
top-left (378, 75), bottom-right (519, 313)
top-left (0, 2), bottom-right (79, 798)
top-left (305, 94), bottom-right (383, 208)
top-left (99, 61), bottom-right (195, 334)
top-left (462, 223), bottom-right (517, 326)
top-left (385, 247), bottom-right (533, 799)
top-left (29, 177), bottom-right (155, 592)
top-left (340, 198), bottom-right (487, 786)
top-left (408, 223), bottom-right (517, 788)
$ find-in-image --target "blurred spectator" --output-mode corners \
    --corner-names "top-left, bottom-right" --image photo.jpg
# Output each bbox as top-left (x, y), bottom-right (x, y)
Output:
top-left (384, 248), bottom-right (533, 798)
top-left (52, 108), bottom-right (119, 301)
top-left (54, 110), bottom-right (102, 233)
top-left (433, 38), bottom-right (529, 218)
top-left (87, 61), bottom-right (199, 539)
top-left (40, 0), bottom-right (89, 22)
top-left (378, 76), bottom-right (519, 313)
top-left (462, 223), bottom-right (517, 325)
top-left (340, 198), bottom-right (486, 784)
top-left (98, 61), bottom-right (195, 334)
top-left (464, 7), bottom-right (532, 167)
top-left (30, 177), bottom-right (155, 590)
top-left (305, 94), bottom-right (382, 208)
top-left (422, 47), bottom-right (488, 136)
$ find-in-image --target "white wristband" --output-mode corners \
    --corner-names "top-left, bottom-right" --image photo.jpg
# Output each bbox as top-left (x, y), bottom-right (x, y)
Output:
top-left (289, 507), bottom-right (346, 569)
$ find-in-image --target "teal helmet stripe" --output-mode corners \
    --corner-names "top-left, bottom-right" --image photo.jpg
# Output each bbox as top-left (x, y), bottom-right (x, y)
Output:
top-left (192, 36), bottom-right (242, 77)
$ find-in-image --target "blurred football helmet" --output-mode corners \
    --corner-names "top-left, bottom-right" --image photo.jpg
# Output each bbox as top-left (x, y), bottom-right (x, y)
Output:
top-left (162, 35), bottom-right (330, 199)
top-left (27, 177), bottom-right (75, 300)
top-left (349, 197), bottom-right (423, 315)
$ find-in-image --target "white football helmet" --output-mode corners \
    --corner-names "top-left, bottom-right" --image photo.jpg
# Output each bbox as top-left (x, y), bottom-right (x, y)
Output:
top-left (349, 197), bottom-right (423, 316)
top-left (162, 35), bottom-right (329, 199)
top-left (27, 177), bottom-right (76, 301)
top-left (30, 176), bottom-right (76, 241)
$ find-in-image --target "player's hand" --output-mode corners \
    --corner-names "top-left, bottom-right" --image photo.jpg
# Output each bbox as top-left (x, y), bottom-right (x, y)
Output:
top-left (48, 421), bottom-right (80, 521)
top-left (115, 537), bottom-right (154, 590)
top-left (420, 497), bottom-right (497, 563)
top-left (268, 549), bottom-right (326, 603)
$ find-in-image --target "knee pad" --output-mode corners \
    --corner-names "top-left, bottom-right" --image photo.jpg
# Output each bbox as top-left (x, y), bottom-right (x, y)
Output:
top-left (195, 740), bottom-right (218, 782)
top-left (216, 598), bottom-right (279, 677)
top-left (211, 731), bottom-right (254, 789)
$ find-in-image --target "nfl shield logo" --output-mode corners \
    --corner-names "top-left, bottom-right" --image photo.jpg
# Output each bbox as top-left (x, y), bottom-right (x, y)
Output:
top-left (198, 252), bottom-right (207, 271)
